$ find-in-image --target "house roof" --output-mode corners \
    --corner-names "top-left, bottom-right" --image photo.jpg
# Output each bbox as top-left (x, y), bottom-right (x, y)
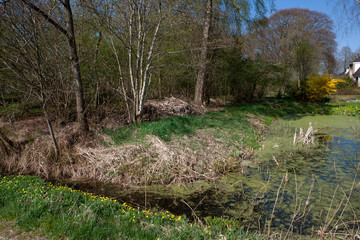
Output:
top-left (353, 55), bottom-right (360, 63)
top-left (354, 67), bottom-right (360, 77)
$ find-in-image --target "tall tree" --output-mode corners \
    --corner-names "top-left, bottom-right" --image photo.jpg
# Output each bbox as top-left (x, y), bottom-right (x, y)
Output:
top-left (85, 0), bottom-right (176, 122)
top-left (246, 8), bottom-right (337, 90)
top-left (21, 0), bottom-right (89, 134)
top-left (339, 46), bottom-right (353, 72)
top-left (194, 0), bottom-right (271, 105)
top-left (194, 0), bottom-right (212, 105)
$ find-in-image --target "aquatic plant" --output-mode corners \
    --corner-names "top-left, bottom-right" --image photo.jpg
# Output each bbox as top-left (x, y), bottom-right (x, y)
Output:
top-left (293, 122), bottom-right (317, 145)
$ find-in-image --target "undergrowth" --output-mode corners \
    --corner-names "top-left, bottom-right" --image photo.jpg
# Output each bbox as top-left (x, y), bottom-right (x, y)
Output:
top-left (0, 175), bottom-right (259, 240)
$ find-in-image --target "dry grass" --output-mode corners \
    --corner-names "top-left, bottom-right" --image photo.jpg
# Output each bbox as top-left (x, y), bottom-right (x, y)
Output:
top-left (336, 88), bottom-right (360, 95)
top-left (0, 100), bottom-right (263, 186)
top-left (0, 117), bottom-right (255, 186)
top-left (0, 219), bottom-right (46, 240)
top-left (74, 129), bottom-right (253, 186)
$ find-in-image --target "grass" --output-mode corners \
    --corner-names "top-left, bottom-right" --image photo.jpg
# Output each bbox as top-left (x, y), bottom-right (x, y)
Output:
top-left (329, 101), bottom-right (360, 117)
top-left (104, 109), bottom-right (254, 145)
top-left (0, 175), bottom-right (260, 240)
top-left (104, 99), bottom-right (353, 146)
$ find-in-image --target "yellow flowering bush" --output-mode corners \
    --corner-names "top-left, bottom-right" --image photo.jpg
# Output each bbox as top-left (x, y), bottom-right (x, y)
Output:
top-left (306, 74), bottom-right (345, 102)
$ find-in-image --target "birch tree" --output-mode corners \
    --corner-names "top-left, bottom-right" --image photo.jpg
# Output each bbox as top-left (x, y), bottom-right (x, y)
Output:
top-left (86, 0), bottom-right (168, 122)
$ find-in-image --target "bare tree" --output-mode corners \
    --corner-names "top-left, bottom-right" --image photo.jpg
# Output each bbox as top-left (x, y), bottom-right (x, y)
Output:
top-left (339, 46), bottom-right (353, 72)
top-left (86, 0), bottom-right (169, 122)
top-left (335, 0), bottom-right (360, 27)
top-left (0, 2), bottom-right (61, 160)
top-left (246, 8), bottom-right (337, 90)
top-left (20, 0), bottom-right (89, 134)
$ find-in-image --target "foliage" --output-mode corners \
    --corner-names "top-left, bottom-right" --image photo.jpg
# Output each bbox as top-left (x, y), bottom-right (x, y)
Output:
top-left (245, 8), bottom-right (337, 94)
top-left (336, 76), bottom-right (357, 89)
top-left (330, 101), bottom-right (360, 117)
top-left (306, 74), bottom-right (345, 102)
top-left (0, 175), bottom-right (260, 240)
top-left (295, 42), bottom-right (314, 81)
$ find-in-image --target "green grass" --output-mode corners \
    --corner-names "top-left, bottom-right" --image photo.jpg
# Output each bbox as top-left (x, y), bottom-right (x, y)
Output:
top-left (329, 101), bottom-right (360, 117)
top-left (104, 106), bottom-right (267, 151)
top-left (0, 175), bottom-right (260, 240)
top-left (104, 100), bottom-right (336, 145)
top-left (104, 99), bottom-right (360, 149)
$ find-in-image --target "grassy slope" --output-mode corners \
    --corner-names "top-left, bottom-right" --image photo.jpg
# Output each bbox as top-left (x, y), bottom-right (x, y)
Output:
top-left (104, 99), bottom-right (359, 146)
top-left (0, 175), bottom-right (259, 240)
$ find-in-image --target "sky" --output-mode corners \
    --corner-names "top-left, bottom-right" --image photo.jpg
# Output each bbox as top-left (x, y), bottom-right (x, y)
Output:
top-left (273, 0), bottom-right (360, 53)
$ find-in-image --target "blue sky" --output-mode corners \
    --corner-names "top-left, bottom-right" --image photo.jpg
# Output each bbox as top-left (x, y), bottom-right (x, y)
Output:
top-left (273, 0), bottom-right (360, 53)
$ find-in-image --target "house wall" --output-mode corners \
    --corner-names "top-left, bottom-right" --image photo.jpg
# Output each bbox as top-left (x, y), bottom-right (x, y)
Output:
top-left (352, 62), bottom-right (360, 74)
top-left (347, 61), bottom-right (360, 87)
top-left (353, 62), bottom-right (360, 87)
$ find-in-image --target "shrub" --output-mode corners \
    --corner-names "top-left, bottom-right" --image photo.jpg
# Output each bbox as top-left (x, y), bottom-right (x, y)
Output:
top-left (306, 74), bottom-right (344, 102)
top-left (336, 76), bottom-right (356, 89)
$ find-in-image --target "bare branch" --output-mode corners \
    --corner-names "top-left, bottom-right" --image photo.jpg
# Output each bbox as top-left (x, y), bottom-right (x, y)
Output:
top-left (20, 0), bottom-right (69, 37)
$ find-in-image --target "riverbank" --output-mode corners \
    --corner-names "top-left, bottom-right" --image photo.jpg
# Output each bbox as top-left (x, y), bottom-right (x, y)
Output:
top-left (1, 99), bottom-right (360, 239)
top-left (0, 175), bottom-right (259, 240)
top-left (2, 99), bottom-right (359, 188)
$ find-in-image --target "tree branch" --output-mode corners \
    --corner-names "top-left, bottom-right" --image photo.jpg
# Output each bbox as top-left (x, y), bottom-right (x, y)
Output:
top-left (20, 0), bottom-right (69, 37)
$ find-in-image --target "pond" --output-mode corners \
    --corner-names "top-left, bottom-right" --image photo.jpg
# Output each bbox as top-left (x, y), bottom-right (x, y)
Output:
top-left (66, 114), bottom-right (360, 238)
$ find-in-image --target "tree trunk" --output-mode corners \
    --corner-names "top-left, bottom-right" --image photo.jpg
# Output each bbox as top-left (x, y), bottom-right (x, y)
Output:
top-left (63, 0), bottom-right (89, 134)
top-left (42, 103), bottom-right (59, 162)
top-left (194, 0), bottom-right (212, 106)
top-left (21, 0), bottom-right (89, 134)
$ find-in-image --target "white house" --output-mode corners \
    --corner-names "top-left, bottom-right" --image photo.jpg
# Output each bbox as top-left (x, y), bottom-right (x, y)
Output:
top-left (345, 55), bottom-right (360, 87)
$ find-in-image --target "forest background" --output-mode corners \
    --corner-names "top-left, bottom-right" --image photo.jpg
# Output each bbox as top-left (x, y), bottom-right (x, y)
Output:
top-left (0, 0), bottom-right (359, 143)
